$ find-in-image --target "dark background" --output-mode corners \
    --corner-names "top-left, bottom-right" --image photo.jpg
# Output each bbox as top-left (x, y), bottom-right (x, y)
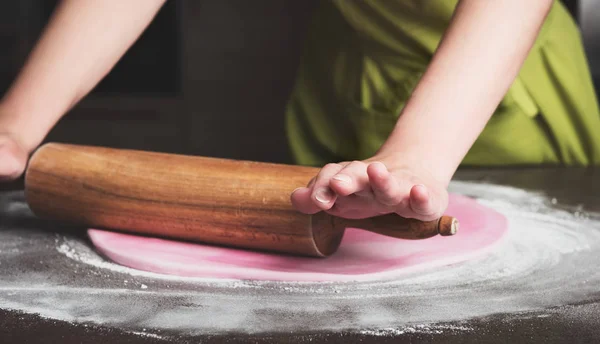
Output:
top-left (0, 0), bottom-right (318, 164)
top-left (0, 0), bottom-right (593, 165)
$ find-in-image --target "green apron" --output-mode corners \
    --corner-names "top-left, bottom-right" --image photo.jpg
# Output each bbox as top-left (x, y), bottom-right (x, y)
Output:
top-left (285, 0), bottom-right (600, 166)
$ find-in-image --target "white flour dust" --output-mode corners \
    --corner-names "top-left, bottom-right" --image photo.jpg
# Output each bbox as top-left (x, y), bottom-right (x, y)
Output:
top-left (127, 330), bottom-right (165, 339)
top-left (1, 181), bottom-right (600, 336)
top-left (360, 324), bottom-right (474, 336)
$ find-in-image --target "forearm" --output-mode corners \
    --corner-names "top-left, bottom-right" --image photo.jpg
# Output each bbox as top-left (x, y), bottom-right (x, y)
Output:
top-left (378, 0), bottom-right (553, 184)
top-left (0, 0), bottom-right (165, 151)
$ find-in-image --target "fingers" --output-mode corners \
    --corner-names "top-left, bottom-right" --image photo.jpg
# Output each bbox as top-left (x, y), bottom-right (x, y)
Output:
top-left (292, 159), bottom-right (449, 222)
top-left (409, 184), bottom-right (443, 220)
top-left (367, 162), bottom-right (444, 221)
top-left (0, 137), bottom-right (28, 182)
top-left (309, 163), bottom-right (344, 211)
top-left (323, 194), bottom-right (380, 219)
top-left (329, 161), bottom-right (370, 197)
top-left (291, 162), bottom-right (349, 214)
top-left (409, 184), bottom-right (430, 214)
top-left (0, 154), bottom-right (22, 181)
top-left (290, 187), bottom-right (320, 214)
top-left (367, 162), bottom-right (404, 206)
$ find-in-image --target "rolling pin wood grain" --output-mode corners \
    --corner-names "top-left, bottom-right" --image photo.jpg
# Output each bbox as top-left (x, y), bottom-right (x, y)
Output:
top-left (24, 143), bottom-right (458, 257)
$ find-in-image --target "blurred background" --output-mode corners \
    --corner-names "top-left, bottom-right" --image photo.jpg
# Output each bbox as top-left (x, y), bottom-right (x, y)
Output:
top-left (0, 0), bottom-right (596, 164)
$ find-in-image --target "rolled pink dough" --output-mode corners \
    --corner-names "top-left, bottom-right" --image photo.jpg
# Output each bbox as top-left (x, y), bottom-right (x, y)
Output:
top-left (88, 194), bottom-right (508, 282)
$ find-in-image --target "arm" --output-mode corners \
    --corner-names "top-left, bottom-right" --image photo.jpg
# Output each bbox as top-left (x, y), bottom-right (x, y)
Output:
top-left (378, 0), bottom-right (554, 183)
top-left (292, 0), bottom-right (553, 220)
top-left (0, 0), bottom-right (165, 179)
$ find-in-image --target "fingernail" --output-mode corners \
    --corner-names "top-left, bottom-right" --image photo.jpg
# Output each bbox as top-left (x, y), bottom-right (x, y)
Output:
top-left (332, 174), bottom-right (351, 184)
top-left (315, 187), bottom-right (333, 203)
top-left (292, 187), bottom-right (303, 193)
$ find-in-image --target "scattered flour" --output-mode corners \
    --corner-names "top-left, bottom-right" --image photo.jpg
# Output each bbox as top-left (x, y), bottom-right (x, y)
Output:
top-left (128, 330), bottom-right (164, 339)
top-left (1, 181), bottom-right (600, 336)
top-left (360, 324), bottom-right (474, 336)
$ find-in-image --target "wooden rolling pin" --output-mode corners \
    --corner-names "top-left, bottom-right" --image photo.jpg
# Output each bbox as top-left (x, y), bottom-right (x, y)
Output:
top-left (24, 143), bottom-right (458, 257)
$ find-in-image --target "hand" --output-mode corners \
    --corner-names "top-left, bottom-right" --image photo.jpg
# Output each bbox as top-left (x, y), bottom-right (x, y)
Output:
top-left (290, 158), bottom-right (449, 221)
top-left (0, 133), bottom-right (28, 182)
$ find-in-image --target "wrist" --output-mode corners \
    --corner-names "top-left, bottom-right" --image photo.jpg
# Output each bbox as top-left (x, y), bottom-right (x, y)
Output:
top-left (373, 111), bottom-right (466, 186)
top-left (370, 148), bottom-right (455, 187)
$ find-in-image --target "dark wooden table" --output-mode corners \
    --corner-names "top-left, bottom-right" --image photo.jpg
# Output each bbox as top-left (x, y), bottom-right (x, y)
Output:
top-left (1, 167), bottom-right (600, 343)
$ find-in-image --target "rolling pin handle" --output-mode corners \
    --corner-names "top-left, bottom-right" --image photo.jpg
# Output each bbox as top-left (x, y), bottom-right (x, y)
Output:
top-left (332, 214), bottom-right (459, 240)
top-left (438, 216), bottom-right (459, 236)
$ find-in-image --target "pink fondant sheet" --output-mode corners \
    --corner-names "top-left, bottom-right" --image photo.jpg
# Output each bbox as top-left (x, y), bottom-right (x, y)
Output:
top-left (88, 194), bottom-right (508, 282)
